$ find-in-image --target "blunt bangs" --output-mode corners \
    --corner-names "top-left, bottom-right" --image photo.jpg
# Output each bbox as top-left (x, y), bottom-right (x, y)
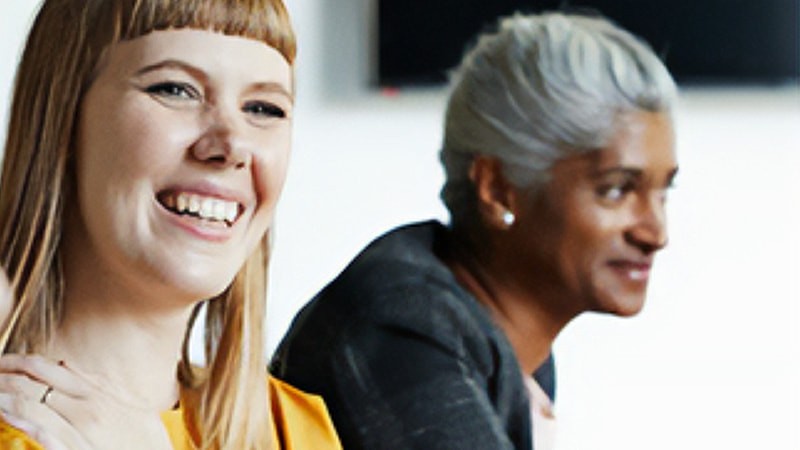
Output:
top-left (119, 0), bottom-right (296, 63)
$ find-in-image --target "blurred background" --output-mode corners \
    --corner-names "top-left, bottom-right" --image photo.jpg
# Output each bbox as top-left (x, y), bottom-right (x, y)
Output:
top-left (2, 1), bottom-right (799, 449)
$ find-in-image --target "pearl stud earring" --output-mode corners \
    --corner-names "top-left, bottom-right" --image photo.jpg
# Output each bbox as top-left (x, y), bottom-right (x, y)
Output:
top-left (502, 210), bottom-right (515, 227)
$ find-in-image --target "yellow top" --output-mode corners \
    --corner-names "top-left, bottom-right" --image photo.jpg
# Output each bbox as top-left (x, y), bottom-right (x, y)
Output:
top-left (0, 377), bottom-right (341, 450)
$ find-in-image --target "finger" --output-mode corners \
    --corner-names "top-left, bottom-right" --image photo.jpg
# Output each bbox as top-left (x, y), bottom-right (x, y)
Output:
top-left (0, 370), bottom-right (96, 434)
top-left (32, 433), bottom-right (71, 450)
top-left (2, 413), bottom-right (66, 450)
top-left (0, 355), bottom-right (91, 398)
top-left (2, 412), bottom-right (79, 450)
top-left (0, 372), bottom-right (53, 403)
top-left (31, 386), bottom-right (98, 427)
top-left (0, 393), bottom-right (76, 440)
top-left (2, 411), bottom-right (37, 436)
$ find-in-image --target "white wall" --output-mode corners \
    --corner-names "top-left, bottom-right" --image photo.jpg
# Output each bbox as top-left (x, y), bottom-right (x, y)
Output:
top-left (2, 1), bottom-right (799, 449)
top-left (0, 2), bottom-right (39, 138)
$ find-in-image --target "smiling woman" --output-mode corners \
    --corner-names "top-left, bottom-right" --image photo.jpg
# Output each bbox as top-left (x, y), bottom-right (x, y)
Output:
top-left (72, 29), bottom-right (293, 301)
top-left (270, 12), bottom-right (678, 450)
top-left (504, 110), bottom-right (677, 319)
top-left (0, 1), bottom-right (339, 449)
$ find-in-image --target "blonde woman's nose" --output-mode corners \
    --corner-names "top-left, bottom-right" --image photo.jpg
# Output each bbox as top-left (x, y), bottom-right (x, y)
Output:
top-left (191, 111), bottom-right (249, 169)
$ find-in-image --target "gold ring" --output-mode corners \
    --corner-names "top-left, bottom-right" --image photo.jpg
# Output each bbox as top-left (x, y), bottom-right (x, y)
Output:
top-left (40, 385), bottom-right (54, 404)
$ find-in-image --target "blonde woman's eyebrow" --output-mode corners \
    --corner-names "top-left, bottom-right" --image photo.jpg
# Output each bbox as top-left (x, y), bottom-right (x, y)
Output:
top-left (245, 82), bottom-right (293, 103)
top-left (133, 59), bottom-right (208, 82)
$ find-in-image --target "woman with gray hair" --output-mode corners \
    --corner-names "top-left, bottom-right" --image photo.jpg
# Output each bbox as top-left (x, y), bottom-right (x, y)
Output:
top-left (272, 11), bottom-right (679, 450)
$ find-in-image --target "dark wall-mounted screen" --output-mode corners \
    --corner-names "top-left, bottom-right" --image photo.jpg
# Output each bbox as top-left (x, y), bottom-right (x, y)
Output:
top-left (378, 0), bottom-right (800, 86)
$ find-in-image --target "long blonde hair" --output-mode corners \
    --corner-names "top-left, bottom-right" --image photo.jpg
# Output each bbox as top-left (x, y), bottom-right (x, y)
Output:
top-left (0, 0), bottom-right (296, 448)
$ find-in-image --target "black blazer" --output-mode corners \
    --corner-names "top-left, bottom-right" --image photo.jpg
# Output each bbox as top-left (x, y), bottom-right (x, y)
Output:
top-left (271, 221), bottom-right (555, 450)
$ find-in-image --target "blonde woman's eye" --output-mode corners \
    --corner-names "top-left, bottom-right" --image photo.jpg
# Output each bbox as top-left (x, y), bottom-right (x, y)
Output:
top-left (145, 82), bottom-right (200, 100)
top-left (243, 101), bottom-right (286, 119)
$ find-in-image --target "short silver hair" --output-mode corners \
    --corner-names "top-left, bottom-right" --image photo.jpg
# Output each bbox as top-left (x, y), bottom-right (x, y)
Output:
top-left (440, 12), bottom-right (677, 225)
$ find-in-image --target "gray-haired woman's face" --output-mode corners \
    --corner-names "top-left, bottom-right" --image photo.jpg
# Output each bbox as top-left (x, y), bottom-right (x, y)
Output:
top-left (509, 111), bottom-right (677, 316)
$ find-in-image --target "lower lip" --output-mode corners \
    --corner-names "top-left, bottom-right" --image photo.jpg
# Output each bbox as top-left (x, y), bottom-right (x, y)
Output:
top-left (158, 202), bottom-right (236, 243)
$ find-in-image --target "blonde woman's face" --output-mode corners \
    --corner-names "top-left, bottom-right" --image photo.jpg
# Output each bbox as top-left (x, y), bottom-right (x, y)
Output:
top-left (66, 29), bottom-right (293, 301)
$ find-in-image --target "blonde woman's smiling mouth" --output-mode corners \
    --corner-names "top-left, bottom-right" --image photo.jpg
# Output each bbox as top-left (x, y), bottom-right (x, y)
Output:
top-left (157, 189), bottom-right (244, 228)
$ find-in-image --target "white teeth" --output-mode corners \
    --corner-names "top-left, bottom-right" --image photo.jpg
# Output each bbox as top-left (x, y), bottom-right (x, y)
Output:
top-left (629, 270), bottom-right (647, 281)
top-left (169, 192), bottom-right (239, 224)
top-left (225, 202), bottom-right (238, 223)
top-left (188, 195), bottom-right (200, 214)
top-left (177, 194), bottom-right (187, 212)
top-left (212, 200), bottom-right (227, 221)
top-left (200, 198), bottom-right (215, 219)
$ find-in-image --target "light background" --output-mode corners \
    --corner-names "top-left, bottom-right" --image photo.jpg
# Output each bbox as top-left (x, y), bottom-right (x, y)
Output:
top-left (1, 1), bottom-right (799, 449)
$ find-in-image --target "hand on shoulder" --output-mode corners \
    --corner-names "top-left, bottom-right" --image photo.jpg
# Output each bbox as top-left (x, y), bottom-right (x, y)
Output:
top-left (0, 354), bottom-right (172, 450)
